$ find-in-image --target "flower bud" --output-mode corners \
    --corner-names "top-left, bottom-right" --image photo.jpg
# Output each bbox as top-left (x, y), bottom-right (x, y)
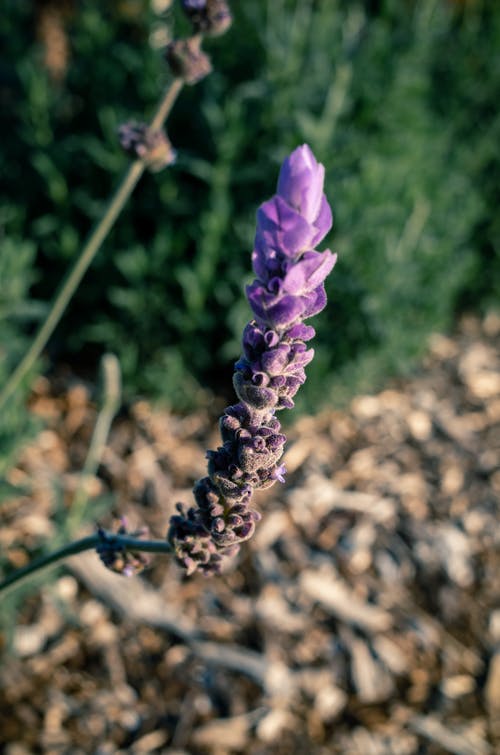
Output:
top-left (96, 521), bottom-right (150, 577)
top-left (118, 121), bottom-right (176, 172)
top-left (165, 36), bottom-right (212, 84)
top-left (181, 0), bottom-right (232, 37)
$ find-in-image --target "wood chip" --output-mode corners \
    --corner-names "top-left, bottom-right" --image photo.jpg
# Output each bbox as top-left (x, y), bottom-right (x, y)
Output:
top-left (300, 568), bottom-right (392, 633)
top-left (345, 631), bottom-right (394, 703)
top-left (409, 715), bottom-right (492, 755)
top-left (3, 313), bottom-right (499, 753)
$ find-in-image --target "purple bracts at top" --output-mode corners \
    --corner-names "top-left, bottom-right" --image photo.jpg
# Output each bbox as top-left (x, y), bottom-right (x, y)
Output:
top-left (168, 145), bottom-right (336, 575)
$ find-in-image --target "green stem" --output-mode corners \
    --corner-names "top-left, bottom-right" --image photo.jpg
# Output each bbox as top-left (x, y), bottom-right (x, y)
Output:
top-left (0, 534), bottom-right (173, 599)
top-left (0, 78), bottom-right (184, 413)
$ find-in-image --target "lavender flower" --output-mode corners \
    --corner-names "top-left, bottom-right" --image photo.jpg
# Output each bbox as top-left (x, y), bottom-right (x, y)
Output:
top-left (168, 144), bottom-right (336, 575)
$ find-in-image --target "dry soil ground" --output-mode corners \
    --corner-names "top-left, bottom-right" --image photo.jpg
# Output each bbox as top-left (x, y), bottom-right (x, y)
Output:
top-left (1, 313), bottom-right (499, 754)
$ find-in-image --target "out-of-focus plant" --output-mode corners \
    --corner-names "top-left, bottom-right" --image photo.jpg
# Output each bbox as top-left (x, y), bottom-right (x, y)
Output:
top-left (0, 235), bottom-right (44, 482)
top-left (1, 1), bottom-right (497, 412)
top-left (429, 0), bottom-right (500, 312)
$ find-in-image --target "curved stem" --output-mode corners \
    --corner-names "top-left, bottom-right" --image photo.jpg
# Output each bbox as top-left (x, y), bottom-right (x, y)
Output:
top-left (0, 78), bottom-right (184, 413)
top-left (0, 534), bottom-right (173, 599)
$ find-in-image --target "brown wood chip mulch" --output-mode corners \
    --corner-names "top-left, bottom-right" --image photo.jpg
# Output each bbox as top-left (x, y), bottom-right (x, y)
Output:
top-left (1, 312), bottom-right (499, 755)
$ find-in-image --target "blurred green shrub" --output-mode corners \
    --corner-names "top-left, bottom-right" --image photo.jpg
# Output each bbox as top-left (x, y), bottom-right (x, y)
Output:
top-left (429, 0), bottom-right (500, 314)
top-left (0, 0), bottom-right (498, 413)
top-left (0, 231), bottom-right (43, 479)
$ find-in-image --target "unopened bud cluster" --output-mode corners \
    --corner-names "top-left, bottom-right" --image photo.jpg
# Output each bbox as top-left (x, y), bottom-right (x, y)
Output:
top-left (181, 0), bottom-right (232, 37)
top-left (97, 520), bottom-right (151, 576)
top-left (165, 0), bottom-right (232, 85)
top-left (164, 36), bottom-right (212, 85)
top-left (119, 1), bottom-right (232, 168)
top-left (168, 145), bottom-right (336, 575)
top-left (119, 122), bottom-right (176, 172)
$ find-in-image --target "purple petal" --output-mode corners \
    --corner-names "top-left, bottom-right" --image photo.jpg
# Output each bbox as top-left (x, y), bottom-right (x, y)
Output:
top-left (277, 144), bottom-right (325, 223)
top-left (247, 281), bottom-right (305, 328)
top-left (271, 464), bottom-right (287, 483)
top-left (301, 285), bottom-right (328, 320)
top-left (256, 196), bottom-right (316, 261)
top-left (252, 236), bottom-right (280, 281)
top-left (311, 194), bottom-right (333, 246)
top-left (283, 250), bottom-right (337, 294)
top-left (288, 347), bottom-right (314, 370)
top-left (260, 345), bottom-right (290, 375)
top-left (285, 323), bottom-right (316, 341)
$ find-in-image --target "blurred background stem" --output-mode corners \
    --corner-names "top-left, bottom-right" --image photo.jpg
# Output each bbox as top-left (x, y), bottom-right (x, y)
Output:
top-left (65, 353), bottom-right (121, 535)
top-left (0, 77), bottom-right (183, 414)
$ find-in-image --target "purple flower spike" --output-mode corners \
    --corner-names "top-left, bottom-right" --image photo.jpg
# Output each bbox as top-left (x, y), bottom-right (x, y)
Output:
top-left (168, 144), bottom-right (335, 575)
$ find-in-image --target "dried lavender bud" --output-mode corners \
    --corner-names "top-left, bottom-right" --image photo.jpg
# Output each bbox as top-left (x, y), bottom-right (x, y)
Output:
top-left (118, 121), bottom-right (176, 172)
top-left (165, 36), bottom-right (212, 84)
top-left (181, 0), bottom-right (232, 37)
top-left (167, 502), bottom-right (239, 576)
top-left (96, 520), bottom-right (150, 576)
top-left (168, 145), bottom-right (335, 575)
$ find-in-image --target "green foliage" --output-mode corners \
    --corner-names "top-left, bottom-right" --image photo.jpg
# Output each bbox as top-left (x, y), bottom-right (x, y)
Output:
top-left (0, 233), bottom-right (43, 478)
top-left (429, 0), bottom-right (500, 312)
top-left (0, 0), bottom-right (498, 415)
